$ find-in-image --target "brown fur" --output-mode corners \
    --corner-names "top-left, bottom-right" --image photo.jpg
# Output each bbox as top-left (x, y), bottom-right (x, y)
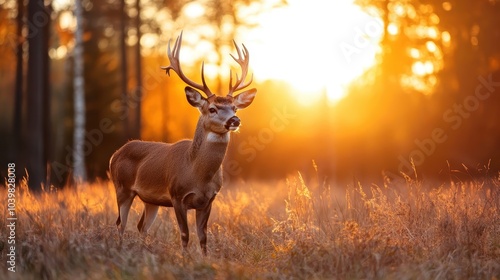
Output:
top-left (110, 33), bottom-right (257, 255)
top-left (109, 87), bottom-right (256, 255)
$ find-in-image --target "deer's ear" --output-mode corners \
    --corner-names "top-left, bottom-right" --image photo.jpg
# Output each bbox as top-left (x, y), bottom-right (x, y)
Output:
top-left (233, 88), bottom-right (257, 109)
top-left (185, 87), bottom-right (206, 108)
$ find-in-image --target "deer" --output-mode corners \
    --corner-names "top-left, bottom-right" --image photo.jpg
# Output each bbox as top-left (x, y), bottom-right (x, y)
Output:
top-left (108, 32), bottom-right (257, 255)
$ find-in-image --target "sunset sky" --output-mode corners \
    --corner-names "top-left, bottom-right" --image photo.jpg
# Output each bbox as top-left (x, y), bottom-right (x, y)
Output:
top-left (178, 0), bottom-right (383, 105)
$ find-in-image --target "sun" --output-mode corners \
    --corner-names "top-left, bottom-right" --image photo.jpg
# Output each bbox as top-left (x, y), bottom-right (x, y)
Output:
top-left (241, 0), bottom-right (383, 106)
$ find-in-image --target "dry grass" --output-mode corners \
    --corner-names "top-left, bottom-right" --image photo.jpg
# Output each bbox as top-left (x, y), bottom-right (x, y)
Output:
top-left (1, 172), bottom-right (500, 279)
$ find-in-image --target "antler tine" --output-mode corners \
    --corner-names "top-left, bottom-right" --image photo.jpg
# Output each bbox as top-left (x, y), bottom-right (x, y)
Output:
top-left (200, 61), bottom-right (211, 94)
top-left (160, 32), bottom-right (214, 98)
top-left (163, 39), bottom-right (173, 76)
top-left (228, 69), bottom-right (233, 93)
top-left (227, 41), bottom-right (252, 97)
top-left (231, 40), bottom-right (244, 61)
top-left (162, 32), bottom-right (182, 77)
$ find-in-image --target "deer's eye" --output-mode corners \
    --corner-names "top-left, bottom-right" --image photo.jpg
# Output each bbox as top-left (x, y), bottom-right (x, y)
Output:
top-left (209, 108), bottom-right (217, 114)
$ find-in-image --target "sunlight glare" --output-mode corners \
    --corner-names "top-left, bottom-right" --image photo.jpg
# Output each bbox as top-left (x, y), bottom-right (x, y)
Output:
top-left (140, 33), bottom-right (159, 49)
top-left (412, 61), bottom-right (434, 76)
top-left (441, 31), bottom-right (451, 47)
top-left (426, 41), bottom-right (437, 52)
top-left (184, 2), bottom-right (205, 19)
top-left (242, 0), bottom-right (383, 106)
top-left (409, 48), bottom-right (420, 58)
top-left (59, 10), bottom-right (76, 31)
top-left (412, 61), bottom-right (425, 76)
top-left (52, 0), bottom-right (72, 11)
top-left (387, 23), bottom-right (399, 35)
top-left (442, 2), bottom-right (452, 11)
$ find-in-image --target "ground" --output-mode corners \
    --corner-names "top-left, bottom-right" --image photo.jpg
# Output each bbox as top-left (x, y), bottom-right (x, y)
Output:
top-left (1, 172), bottom-right (500, 279)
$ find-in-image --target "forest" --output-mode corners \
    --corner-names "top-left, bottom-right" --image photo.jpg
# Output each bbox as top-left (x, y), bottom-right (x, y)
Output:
top-left (1, 0), bottom-right (500, 278)
top-left (1, 0), bottom-right (500, 188)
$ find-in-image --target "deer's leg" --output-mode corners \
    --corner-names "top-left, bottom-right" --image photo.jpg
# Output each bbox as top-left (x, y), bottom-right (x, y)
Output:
top-left (196, 203), bottom-right (212, 256)
top-left (116, 190), bottom-right (136, 235)
top-left (137, 203), bottom-right (159, 234)
top-left (173, 201), bottom-right (189, 251)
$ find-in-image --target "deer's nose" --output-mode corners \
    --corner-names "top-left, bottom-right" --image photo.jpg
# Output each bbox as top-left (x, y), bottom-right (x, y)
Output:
top-left (225, 116), bottom-right (240, 130)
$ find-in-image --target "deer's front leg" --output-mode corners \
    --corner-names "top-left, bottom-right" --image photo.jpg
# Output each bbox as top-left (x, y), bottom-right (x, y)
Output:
top-left (173, 201), bottom-right (189, 251)
top-left (196, 203), bottom-right (212, 256)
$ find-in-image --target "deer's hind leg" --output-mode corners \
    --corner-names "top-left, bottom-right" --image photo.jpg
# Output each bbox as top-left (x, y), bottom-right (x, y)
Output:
top-left (115, 186), bottom-right (136, 235)
top-left (137, 202), bottom-right (159, 234)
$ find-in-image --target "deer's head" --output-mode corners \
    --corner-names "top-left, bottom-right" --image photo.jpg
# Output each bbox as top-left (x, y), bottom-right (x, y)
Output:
top-left (161, 32), bottom-right (257, 135)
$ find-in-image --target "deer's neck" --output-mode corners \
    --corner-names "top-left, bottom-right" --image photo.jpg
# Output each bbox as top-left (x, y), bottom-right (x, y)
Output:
top-left (189, 118), bottom-right (230, 181)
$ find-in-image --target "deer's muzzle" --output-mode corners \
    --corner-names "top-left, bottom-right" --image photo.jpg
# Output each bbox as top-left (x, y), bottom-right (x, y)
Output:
top-left (225, 116), bottom-right (241, 131)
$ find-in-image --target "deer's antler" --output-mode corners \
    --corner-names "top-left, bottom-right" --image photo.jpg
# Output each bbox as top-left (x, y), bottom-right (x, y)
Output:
top-left (161, 32), bottom-right (214, 98)
top-left (227, 41), bottom-right (253, 97)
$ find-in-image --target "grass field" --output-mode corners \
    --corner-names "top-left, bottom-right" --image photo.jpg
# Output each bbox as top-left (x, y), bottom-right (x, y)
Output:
top-left (1, 171), bottom-right (500, 279)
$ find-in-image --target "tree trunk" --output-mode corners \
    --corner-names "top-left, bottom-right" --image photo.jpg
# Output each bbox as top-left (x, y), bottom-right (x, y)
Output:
top-left (120, 0), bottom-right (129, 140)
top-left (26, 0), bottom-right (49, 191)
top-left (44, 3), bottom-right (52, 186)
top-left (13, 0), bottom-right (23, 161)
top-left (73, 0), bottom-right (87, 183)
top-left (134, 0), bottom-right (142, 139)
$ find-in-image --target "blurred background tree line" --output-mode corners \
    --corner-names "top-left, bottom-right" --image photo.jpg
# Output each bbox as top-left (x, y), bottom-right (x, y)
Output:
top-left (0, 0), bottom-right (499, 190)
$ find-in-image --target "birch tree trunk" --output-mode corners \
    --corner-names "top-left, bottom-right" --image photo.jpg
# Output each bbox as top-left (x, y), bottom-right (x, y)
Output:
top-left (73, 0), bottom-right (87, 183)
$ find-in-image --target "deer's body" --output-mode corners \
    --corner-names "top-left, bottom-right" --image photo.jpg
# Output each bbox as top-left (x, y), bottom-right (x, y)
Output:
top-left (110, 137), bottom-right (224, 209)
top-left (109, 32), bottom-right (256, 255)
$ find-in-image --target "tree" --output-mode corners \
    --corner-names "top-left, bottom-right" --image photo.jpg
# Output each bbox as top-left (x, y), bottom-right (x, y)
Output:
top-left (81, 0), bottom-right (122, 180)
top-left (119, 0), bottom-right (142, 141)
top-left (26, 0), bottom-right (50, 191)
top-left (72, 0), bottom-right (87, 183)
top-left (355, 0), bottom-right (443, 95)
top-left (119, 0), bottom-right (129, 140)
top-left (13, 0), bottom-right (23, 162)
top-left (133, 0), bottom-right (142, 140)
top-left (351, 0), bottom-right (500, 177)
